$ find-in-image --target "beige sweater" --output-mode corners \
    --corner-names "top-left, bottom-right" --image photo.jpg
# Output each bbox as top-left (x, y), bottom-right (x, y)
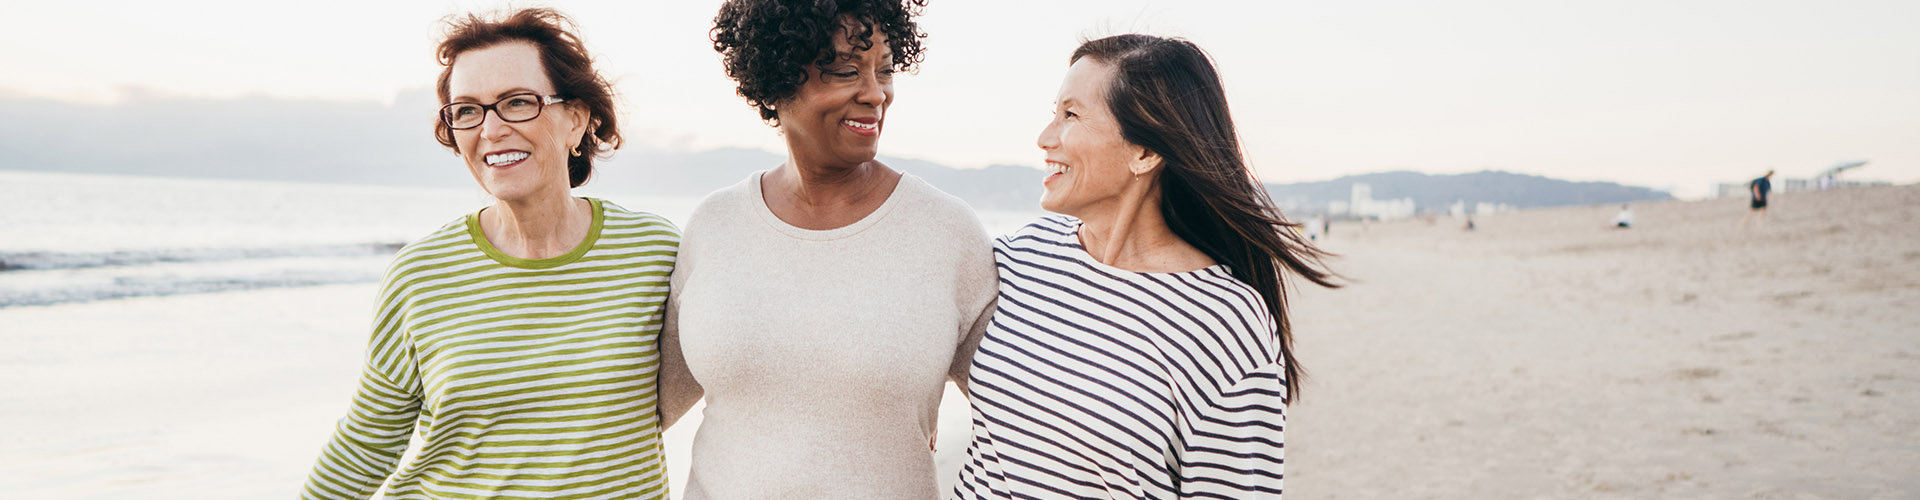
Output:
top-left (660, 171), bottom-right (997, 499)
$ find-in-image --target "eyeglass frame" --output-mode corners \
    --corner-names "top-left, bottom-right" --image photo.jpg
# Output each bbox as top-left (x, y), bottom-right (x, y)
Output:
top-left (439, 93), bottom-right (568, 130)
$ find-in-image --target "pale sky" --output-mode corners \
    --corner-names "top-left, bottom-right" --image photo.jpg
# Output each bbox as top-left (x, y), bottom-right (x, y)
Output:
top-left (4, 0), bottom-right (1916, 197)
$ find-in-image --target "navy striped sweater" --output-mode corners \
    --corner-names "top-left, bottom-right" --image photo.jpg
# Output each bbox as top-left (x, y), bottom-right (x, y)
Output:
top-left (954, 216), bottom-right (1287, 500)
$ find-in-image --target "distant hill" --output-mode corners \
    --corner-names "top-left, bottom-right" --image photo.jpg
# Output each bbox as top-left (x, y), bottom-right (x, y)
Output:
top-left (598, 159), bottom-right (1671, 214)
top-left (601, 147), bottom-right (1044, 211)
top-left (1263, 170), bottom-right (1674, 214)
top-left (0, 91), bottom-right (1053, 210)
top-left (0, 92), bottom-right (1667, 213)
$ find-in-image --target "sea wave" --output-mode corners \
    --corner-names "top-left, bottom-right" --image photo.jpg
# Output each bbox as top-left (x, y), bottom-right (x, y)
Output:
top-left (0, 244), bottom-right (400, 308)
top-left (0, 242), bottom-right (405, 272)
top-left (0, 268), bottom-right (385, 308)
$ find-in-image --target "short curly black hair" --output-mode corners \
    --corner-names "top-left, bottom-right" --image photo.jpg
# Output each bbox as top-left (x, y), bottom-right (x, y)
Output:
top-left (711, 0), bottom-right (929, 125)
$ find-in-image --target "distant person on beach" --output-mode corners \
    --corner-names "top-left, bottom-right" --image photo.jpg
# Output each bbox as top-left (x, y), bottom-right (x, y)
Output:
top-left (950, 34), bottom-right (1338, 499)
top-left (656, 0), bottom-right (996, 498)
top-left (1612, 204), bottom-right (1634, 229)
top-left (1742, 170), bottom-right (1773, 228)
top-left (302, 9), bottom-right (678, 499)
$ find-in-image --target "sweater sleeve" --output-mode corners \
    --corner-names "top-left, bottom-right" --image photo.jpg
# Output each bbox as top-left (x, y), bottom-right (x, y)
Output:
top-left (1174, 361), bottom-right (1289, 498)
top-left (657, 236), bottom-right (705, 429)
top-left (947, 222), bottom-right (1000, 396)
top-left (300, 271), bottom-right (423, 500)
top-left (657, 280), bottom-right (705, 428)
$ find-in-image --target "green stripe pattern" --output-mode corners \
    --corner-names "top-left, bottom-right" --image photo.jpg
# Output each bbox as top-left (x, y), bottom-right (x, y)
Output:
top-left (303, 198), bottom-right (678, 500)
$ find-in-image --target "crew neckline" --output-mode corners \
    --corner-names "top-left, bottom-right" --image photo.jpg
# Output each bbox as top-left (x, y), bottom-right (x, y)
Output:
top-left (748, 170), bottom-right (912, 241)
top-left (467, 197), bottom-right (605, 269)
top-left (1060, 217), bottom-right (1230, 278)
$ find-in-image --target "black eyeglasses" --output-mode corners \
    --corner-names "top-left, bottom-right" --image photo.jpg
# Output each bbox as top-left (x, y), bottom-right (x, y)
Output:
top-left (440, 93), bottom-right (567, 130)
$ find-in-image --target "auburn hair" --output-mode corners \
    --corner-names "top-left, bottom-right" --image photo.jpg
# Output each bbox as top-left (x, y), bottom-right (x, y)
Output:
top-left (433, 8), bottom-right (619, 188)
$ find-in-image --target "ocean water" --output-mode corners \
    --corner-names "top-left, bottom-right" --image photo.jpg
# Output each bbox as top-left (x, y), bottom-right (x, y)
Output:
top-left (0, 170), bottom-right (1041, 308)
top-left (0, 169), bottom-right (1035, 498)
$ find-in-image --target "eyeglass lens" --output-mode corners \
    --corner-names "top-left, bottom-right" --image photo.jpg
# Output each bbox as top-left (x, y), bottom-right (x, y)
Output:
top-left (444, 94), bottom-right (546, 129)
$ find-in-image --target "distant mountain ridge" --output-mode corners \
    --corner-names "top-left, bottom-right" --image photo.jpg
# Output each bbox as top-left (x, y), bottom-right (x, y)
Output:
top-left (603, 147), bottom-right (1048, 211)
top-left (0, 92), bottom-right (1669, 213)
top-left (1264, 170), bottom-right (1674, 214)
top-left (515, 152), bottom-right (1675, 213)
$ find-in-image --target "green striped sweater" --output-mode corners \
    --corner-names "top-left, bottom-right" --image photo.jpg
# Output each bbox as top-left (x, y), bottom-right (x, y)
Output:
top-left (303, 198), bottom-right (678, 500)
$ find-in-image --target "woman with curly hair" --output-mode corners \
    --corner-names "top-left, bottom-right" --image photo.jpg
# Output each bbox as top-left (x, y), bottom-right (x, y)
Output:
top-left (950, 34), bottom-right (1338, 499)
top-left (654, 0), bottom-right (995, 498)
top-left (301, 8), bottom-right (679, 500)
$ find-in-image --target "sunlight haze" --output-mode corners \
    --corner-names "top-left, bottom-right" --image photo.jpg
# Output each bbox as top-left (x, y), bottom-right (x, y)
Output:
top-left (3, 0), bottom-right (1915, 197)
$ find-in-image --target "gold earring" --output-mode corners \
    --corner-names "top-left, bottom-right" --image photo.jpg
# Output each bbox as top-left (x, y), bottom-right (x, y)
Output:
top-left (570, 147), bottom-right (582, 157)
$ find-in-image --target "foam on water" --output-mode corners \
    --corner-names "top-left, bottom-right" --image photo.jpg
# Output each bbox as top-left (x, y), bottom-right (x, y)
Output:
top-left (0, 170), bottom-right (721, 308)
top-left (0, 255), bottom-right (391, 308)
top-left (1, 170), bottom-right (1039, 308)
top-left (0, 242), bottom-right (405, 271)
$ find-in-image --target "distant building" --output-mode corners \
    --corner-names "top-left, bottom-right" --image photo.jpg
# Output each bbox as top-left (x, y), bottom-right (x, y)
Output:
top-left (1335, 183), bottom-right (1416, 221)
top-left (1711, 161), bottom-right (1887, 199)
top-left (1712, 177), bottom-right (1887, 198)
top-left (1475, 202), bottom-right (1513, 216)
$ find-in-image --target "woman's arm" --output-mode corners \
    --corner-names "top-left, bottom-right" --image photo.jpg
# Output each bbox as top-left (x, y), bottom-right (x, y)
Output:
top-left (657, 263), bottom-right (704, 429)
top-left (948, 295), bottom-right (994, 396)
top-left (657, 310), bottom-right (704, 428)
top-left (947, 231), bottom-right (1002, 397)
top-left (300, 282), bottom-right (422, 500)
top-left (1174, 362), bottom-right (1289, 499)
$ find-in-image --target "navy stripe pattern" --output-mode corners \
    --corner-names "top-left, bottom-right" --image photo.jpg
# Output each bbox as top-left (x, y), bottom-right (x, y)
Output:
top-left (953, 216), bottom-right (1287, 499)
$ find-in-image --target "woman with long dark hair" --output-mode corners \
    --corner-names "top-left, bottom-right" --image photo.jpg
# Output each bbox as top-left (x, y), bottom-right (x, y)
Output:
top-left (951, 34), bottom-right (1337, 499)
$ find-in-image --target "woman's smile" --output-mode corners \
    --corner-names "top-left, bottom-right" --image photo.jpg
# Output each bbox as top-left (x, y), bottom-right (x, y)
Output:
top-left (1043, 160), bottom-right (1070, 187)
top-left (843, 116), bottom-right (880, 137)
top-left (483, 149), bottom-right (531, 168)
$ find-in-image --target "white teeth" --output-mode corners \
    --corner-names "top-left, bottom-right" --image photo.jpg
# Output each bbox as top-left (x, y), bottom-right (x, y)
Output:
top-left (844, 119), bottom-right (877, 131)
top-left (1045, 162), bottom-right (1070, 175)
top-left (485, 151), bottom-right (530, 166)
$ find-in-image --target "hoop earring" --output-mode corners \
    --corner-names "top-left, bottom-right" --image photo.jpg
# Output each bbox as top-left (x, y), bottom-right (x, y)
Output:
top-left (570, 147), bottom-right (582, 157)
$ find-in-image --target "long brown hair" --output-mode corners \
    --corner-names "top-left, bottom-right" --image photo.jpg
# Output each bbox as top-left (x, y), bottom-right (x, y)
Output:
top-left (1073, 34), bottom-right (1339, 403)
top-left (433, 8), bottom-right (620, 188)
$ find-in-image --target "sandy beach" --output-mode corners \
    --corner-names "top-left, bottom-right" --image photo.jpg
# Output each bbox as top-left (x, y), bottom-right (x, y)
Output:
top-left (1287, 184), bottom-right (1920, 499)
top-left (2, 184), bottom-right (1915, 498)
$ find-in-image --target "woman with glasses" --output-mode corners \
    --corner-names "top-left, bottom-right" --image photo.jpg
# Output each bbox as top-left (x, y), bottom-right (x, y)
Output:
top-left (950, 35), bottom-right (1339, 499)
top-left (301, 8), bottom-right (678, 499)
top-left (654, 0), bottom-right (996, 498)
